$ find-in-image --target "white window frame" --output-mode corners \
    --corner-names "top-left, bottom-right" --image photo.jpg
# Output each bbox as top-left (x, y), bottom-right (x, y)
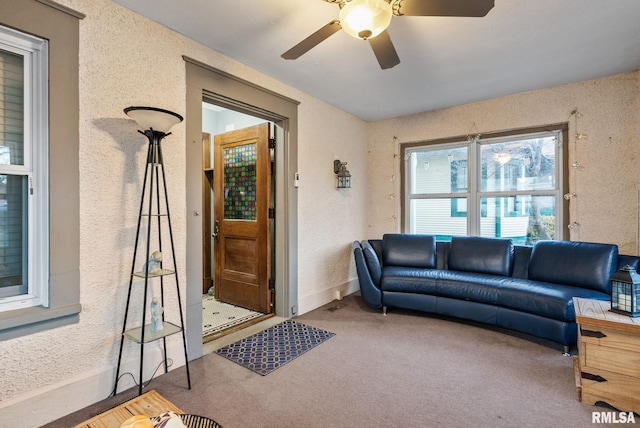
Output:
top-left (0, 25), bottom-right (49, 311)
top-left (403, 126), bottom-right (566, 242)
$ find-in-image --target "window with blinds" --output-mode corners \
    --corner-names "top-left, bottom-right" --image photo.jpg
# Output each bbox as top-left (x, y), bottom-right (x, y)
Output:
top-left (0, 49), bottom-right (26, 299)
top-left (0, 25), bottom-right (49, 311)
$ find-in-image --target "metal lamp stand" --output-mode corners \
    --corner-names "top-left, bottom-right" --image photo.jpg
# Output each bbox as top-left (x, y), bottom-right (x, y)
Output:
top-left (114, 107), bottom-right (191, 396)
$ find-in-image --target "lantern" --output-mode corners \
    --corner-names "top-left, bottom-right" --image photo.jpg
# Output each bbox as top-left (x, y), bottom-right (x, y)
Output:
top-left (610, 265), bottom-right (640, 317)
top-left (334, 160), bottom-right (351, 189)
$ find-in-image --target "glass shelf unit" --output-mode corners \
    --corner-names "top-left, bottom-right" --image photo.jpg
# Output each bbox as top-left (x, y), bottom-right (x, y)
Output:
top-left (132, 269), bottom-right (175, 278)
top-left (124, 322), bottom-right (182, 344)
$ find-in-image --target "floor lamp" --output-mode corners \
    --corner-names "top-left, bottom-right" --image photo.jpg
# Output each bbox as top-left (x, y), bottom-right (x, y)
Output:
top-left (114, 106), bottom-right (191, 396)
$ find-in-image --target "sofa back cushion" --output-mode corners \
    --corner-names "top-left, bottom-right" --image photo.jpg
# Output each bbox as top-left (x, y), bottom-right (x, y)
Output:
top-left (436, 241), bottom-right (450, 270)
top-left (528, 240), bottom-right (618, 293)
top-left (361, 240), bottom-right (382, 286)
top-left (382, 234), bottom-right (436, 268)
top-left (512, 245), bottom-right (533, 279)
top-left (368, 239), bottom-right (383, 265)
top-left (448, 236), bottom-right (514, 277)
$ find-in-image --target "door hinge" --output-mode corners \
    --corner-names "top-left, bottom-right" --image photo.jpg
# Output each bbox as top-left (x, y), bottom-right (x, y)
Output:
top-left (269, 279), bottom-right (275, 308)
top-left (269, 138), bottom-right (276, 149)
top-left (268, 207), bottom-right (275, 219)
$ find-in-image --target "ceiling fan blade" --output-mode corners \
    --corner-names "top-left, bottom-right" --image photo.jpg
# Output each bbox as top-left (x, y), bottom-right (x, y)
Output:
top-left (395, 0), bottom-right (494, 17)
top-left (282, 20), bottom-right (341, 60)
top-left (368, 30), bottom-right (400, 70)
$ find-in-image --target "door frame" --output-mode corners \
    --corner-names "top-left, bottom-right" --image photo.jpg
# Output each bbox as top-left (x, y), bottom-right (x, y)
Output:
top-left (184, 56), bottom-right (299, 360)
top-left (202, 132), bottom-right (213, 296)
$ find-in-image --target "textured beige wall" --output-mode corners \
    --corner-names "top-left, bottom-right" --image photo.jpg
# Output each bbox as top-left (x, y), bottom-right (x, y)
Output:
top-left (367, 71), bottom-right (640, 255)
top-left (0, 0), bottom-right (368, 422)
top-left (2, 0), bottom-right (639, 425)
top-left (297, 96), bottom-right (368, 312)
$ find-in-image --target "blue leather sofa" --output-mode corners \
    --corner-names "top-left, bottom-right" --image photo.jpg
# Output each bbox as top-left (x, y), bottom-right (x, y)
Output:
top-left (353, 234), bottom-right (640, 355)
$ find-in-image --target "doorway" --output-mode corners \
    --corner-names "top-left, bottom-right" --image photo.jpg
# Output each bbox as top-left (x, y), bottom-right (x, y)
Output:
top-left (185, 56), bottom-right (299, 361)
top-left (201, 103), bottom-right (275, 342)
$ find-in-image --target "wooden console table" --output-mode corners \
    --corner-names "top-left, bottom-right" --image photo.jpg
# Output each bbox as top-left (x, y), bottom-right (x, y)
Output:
top-left (573, 297), bottom-right (640, 413)
top-left (72, 390), bottom-right (182, 428)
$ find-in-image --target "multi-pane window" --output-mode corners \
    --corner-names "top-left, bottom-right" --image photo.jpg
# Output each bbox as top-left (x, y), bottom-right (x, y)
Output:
top-left (0, 25), bottom-right (48, 311)
top-left (403, 127), bottom-right (565, 244)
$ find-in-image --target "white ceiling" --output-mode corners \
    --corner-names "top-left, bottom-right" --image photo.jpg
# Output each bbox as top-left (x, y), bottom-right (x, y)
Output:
top-left (111, 0), bottom-right (640, 122)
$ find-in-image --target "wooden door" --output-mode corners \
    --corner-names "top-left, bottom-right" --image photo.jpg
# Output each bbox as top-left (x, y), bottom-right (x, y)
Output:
top-left (213, 123), bottom-right (271, 313)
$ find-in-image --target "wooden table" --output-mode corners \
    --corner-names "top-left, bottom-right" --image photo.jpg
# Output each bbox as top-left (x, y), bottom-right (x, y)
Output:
top-left (573, 297), bottom-right (640, 413)
top-left (72, 390), bottom-right (183, 428)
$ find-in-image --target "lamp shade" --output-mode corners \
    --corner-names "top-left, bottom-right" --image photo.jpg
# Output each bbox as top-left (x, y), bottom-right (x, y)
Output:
top-left (124, 106), bottom-right (183, 133)
top-left (339, 0), bottom-right (393, 40)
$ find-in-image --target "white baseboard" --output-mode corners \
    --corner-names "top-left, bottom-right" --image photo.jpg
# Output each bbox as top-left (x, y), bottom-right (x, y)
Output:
top-left (298, 278), bottom-right (359, 315)
top-left (0, 341), bottom-right (186, 428)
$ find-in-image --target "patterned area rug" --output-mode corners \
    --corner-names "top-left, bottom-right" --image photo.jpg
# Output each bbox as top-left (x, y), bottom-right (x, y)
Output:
top-left (214, 319), bottom-right (336, 375)
top-left (202, 296), bottom-right (263, 337)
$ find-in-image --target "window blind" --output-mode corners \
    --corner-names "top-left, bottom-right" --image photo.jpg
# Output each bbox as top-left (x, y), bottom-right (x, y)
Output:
top-left (0, 48), bottom-right (27, 297)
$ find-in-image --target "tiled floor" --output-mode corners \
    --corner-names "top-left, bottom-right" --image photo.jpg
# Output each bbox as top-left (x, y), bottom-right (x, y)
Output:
top-left (202, 295), bottom-right (263, 337)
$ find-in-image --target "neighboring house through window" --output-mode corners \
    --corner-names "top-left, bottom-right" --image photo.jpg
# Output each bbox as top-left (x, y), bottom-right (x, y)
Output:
top-left (402, 124), bottom-right (568, 244)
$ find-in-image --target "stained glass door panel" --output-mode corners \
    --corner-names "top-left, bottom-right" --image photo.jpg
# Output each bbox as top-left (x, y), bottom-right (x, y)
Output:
top-left (223, 143), bottom-right (257, 220)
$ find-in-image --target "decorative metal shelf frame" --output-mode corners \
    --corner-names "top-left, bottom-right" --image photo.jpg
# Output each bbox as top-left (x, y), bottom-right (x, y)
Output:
top-left (114, 107), bottom-right (191, 396)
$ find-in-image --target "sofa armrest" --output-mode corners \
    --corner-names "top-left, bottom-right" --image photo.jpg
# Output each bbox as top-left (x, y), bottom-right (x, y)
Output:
top-left (353, 241), bottom-right (383, 308)
top-left (618, 254), bottom-right (640, 271)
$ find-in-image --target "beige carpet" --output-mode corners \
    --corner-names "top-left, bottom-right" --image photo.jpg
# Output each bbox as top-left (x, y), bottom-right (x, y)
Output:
top-left (47, 294), bottom-right (619, 428)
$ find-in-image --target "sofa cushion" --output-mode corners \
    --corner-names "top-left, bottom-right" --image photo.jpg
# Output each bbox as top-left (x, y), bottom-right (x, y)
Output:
top-left (368, 239), bottom-right (383, 266)
top-left (618, 254), bottom-right (640, 271)
top-left (436, 271), bottom-right (504, 305)
top-left (497, 277), bottom-right (610, 321)
top-left (361, 240), bottom-right (382, 286)
top-left (448, 236), bottom-right (514, 277)
top-left (528, 240), bottom-right (618, 294)
top-left (436, 241), bottom-right (450, 270)
top-left (512, 245), bottom-right (532, 279)
top-left (382, 234), bottom-right (436, 268)
top-left (381, 266), bottom-right (439, 293)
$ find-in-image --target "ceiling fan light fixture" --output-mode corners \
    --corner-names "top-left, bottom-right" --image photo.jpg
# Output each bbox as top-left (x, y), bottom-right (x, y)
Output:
top-left (339, 0), bottom-right (393, 40)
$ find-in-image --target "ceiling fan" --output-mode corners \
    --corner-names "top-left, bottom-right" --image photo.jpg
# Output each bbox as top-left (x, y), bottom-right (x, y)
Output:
top-left (282, 0), bottom-right (494, 70)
